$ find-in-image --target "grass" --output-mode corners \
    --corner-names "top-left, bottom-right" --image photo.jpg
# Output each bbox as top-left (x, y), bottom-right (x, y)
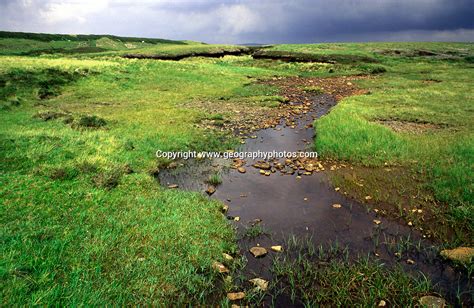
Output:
top-left (207, 173), bottom-right (223, 186)
top-left (272, 236), bottom-right (433, 307)
top-left (0, 42), bottom-right (278, 304)
top-left (242, 224), bottom-right (267, 239)
top-left (261, 43), bottom-right (474, 245)
top-left (0, 31), bottom-right (185, 56)
top-left (0, 34), bottom-right (473, 304)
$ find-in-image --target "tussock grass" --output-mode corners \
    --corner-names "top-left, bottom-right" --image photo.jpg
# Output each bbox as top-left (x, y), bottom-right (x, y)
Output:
top-left (272, 237), bottom-right (433, 306)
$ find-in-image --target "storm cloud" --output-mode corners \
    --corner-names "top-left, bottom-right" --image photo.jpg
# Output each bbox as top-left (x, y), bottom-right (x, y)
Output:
top-left (1, 0), bottom-right (473, 43)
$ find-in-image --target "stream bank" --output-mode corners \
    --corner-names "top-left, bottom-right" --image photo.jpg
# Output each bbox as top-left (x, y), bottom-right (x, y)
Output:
top-left (157, 79), bottom-right (472, 306)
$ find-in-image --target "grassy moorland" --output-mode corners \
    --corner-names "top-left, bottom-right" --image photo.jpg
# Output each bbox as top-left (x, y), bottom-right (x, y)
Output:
top-left (1, 33), bottom-right (473, 305)
top-left (266, 43), bottom-right (474, 243)
top-left (0, 36), bottom-right (276, 305)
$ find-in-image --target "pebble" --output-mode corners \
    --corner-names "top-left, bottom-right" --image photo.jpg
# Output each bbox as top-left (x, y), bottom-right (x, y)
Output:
top-left (418, 295), bottom-right (446, 308)
top-left (249, 247), bottom-right (267, 258)
top-left (271, 245), bottom-right (283, 252)
top-left (223, 253), bottom-right (234, 261)
top-left (212, 261), bottom-right (229, 273)
top-left (227, 292), bottom-right (245, 301)
top-left (440, 247), bottom-right (474, 263)
top-left (206, 185), bottom-right (216, 195)
top-left (249, 278), bottom-right (269, 291)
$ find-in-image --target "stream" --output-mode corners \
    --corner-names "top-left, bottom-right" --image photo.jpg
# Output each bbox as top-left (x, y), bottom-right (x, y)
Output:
top-left (158, 94), bottom-right (472, 305)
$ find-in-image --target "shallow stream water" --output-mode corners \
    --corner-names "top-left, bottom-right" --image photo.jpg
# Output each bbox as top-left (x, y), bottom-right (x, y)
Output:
top-left (158, 94), bottom-right (472, 305)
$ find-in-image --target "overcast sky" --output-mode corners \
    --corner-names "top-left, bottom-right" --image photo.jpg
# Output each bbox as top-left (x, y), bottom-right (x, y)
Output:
top-left (1, 0), bottom-right (473, 44)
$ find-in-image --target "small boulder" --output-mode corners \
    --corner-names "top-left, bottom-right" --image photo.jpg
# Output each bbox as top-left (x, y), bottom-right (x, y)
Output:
top-left (237, 167), bottom-right (246, 173)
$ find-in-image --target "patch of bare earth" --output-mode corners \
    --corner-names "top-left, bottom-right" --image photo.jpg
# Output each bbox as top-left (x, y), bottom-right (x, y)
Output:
top-left (186, 76), bottom-right (370, 135)
top-left (375, 119), bottom-right (446, 134)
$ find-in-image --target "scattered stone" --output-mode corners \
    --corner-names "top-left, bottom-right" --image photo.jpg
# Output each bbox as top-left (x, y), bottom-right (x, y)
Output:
top-left (221, 204), bottom-right (229, 213)
top-left (440, 247), bottom-right (474, 263)
top-left (223, 253), bottom-right (234, 261)
top-left (406, 259), bottom-right (415, 265)
top-left (259, 170), bottom-right (266, 175)
top-left (253, 161), bottom-right (271, 170)
top-left (167, 162), bottom-right (178, 169)
top-left (271, 245), bottom-right (283, 252)
top-left (408, 221), bottom-right (413, 226)
top-left (212, 261), bottom-right (229, 273)
top-left (237, 167), bottom-right (246, 173)
top-left (167, 184), bottom-right (179, 189)
top-left (334, 187), bottom-right (340, 191)
top-left (227, 292), bottom-right (245, 301)
top-left (365, 195), bottom-right (372, 200)
top-left (373, 219), bottom-right (381, 225)
top-left (332, 203), bottom-right (342, 209)
top-left (234, 216), bottom-right (240, 222)
top-left (418, 295), bottom-right (446, 308)
top-left (249, 247), bottom-right (268, 258)
top-left (206, 185), bottom-right (216, 195)
top-left (249, 278), bottom-right (269, 291)
top-left (378, 299), bottom-right (387, 307)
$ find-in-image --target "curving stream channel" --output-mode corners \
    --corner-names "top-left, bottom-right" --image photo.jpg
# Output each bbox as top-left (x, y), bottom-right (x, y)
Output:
top-left (158, 93), bottom-right (472, 305)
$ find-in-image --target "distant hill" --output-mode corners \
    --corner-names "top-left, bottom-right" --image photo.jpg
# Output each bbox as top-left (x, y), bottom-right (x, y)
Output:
top-left (0, 31), bottom-right (187, 56)
top-left (0, 31), bottom-right (185, 45)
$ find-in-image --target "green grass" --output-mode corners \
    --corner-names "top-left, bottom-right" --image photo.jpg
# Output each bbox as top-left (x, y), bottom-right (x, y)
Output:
top-left (116, 43), bottom-right (246, 57)
top-left (0, 31), bottom-right (186, 56)
top-left (1, 36), bottom-right (473, 304)
top-left (260, 43), bottom-right (474, 244)
top-left (272, 236), bottom-right (433, 307)
top-left (242, 224), bottom-right (267, 239)
top-left (0, 49), bottom-right (279, 304)
top-left (207, 173), bottom-right (223, 186)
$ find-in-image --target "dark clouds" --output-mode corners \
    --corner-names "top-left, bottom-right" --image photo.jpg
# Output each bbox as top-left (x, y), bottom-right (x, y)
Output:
top-left (0, 0), bottom-right (473, 43)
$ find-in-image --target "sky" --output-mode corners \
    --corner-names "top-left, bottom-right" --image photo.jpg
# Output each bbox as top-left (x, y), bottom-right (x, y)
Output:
top-left (1, 0), bottom-right (473, 44)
